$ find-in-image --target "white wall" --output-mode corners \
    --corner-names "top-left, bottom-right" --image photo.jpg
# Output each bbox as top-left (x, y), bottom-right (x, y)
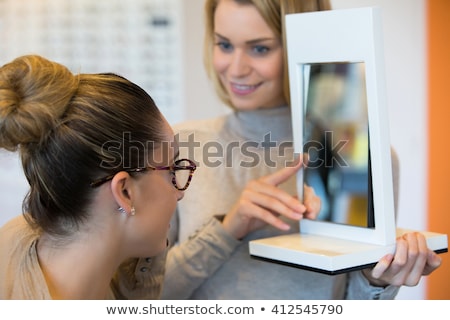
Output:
top-left (180, 0), bottom-right (228, 123)
top-left (0, 151), bottom-right (29, 227)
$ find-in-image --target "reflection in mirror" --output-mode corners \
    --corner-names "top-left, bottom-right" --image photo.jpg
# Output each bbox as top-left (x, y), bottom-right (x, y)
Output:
top-left (302, 62), bottom-right (373, 228)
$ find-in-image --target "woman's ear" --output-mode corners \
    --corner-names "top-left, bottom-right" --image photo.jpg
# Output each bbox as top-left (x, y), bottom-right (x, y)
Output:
top-left (110, 171), bottom-right (134, 215)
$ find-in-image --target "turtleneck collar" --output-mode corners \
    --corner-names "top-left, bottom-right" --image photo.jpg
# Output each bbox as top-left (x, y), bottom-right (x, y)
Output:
top-left (226, 105), bottom-right (293, 143)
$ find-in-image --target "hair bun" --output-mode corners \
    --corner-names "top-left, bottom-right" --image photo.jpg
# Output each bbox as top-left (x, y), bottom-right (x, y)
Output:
top-left (0, 55), bottom-right (78, 151)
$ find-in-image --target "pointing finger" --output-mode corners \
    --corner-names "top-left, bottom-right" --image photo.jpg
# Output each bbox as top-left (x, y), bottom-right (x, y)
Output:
top-left (262, 154), bottom-right (305, 186)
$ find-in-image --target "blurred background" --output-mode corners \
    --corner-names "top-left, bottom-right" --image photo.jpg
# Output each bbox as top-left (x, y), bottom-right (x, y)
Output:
top-left (0, 0), bottom-right (448, 299)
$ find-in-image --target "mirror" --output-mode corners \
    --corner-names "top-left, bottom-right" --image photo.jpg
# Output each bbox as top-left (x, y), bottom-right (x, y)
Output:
top-left (302, 62), bottom-right (373, 228)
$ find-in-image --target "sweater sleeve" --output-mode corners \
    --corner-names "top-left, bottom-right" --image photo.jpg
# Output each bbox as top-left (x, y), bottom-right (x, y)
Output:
top-left (161, 216), bottom-right (241, 299)
top-left (345, 270), bottom-right (400, 299)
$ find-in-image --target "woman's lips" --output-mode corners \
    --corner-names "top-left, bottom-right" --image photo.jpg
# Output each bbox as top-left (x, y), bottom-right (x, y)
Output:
top-left (230, 82), bottom-right (261, 95)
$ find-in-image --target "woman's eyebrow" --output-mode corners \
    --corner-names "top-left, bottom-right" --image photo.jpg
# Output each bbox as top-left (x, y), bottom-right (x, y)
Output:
top-left (214, 32), bottom-right (276, 45)
top-left (214, 32), bottom-right (228, 40)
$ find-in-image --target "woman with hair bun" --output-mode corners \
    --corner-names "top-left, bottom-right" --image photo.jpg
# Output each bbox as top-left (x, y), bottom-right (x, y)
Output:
top-left (0, 55), bottom-right (196, 299)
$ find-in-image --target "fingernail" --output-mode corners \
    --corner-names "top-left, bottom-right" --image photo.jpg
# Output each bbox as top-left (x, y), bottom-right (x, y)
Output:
top-left (292, 212), bottom-right (303, 219)
top-left (281, 223), bottom-right (291, 230)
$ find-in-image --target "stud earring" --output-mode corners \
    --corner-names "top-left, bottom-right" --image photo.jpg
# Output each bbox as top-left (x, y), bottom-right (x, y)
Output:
top-left (117, 206), bottom-right (135, 216)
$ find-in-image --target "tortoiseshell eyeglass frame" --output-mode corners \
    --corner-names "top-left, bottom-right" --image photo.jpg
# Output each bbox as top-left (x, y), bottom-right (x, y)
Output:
top-left (90, 158), bottom-right (196, 191)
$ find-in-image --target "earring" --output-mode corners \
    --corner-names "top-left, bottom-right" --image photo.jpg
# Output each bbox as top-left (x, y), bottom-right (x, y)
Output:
top-left (117, 206), bottom-right (135, 216)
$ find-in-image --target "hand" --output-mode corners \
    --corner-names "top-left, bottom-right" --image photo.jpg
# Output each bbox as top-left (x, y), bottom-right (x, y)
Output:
top-left (222, 156), bottom-right (321, 240)
top-left (362, 232), bottom-right (442, 287)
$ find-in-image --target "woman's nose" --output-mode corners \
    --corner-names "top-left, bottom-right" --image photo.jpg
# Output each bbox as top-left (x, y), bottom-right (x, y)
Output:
top-left (228, 51), bottom-right (251, 77)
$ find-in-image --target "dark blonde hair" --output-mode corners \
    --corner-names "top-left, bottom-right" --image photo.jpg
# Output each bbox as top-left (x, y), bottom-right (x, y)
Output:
top-left (0, 55), bottom-right (165, 236)
top-left (203, 0), bottom-right (331, 108)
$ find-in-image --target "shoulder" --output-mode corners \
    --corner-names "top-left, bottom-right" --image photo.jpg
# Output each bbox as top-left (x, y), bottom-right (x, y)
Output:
top-left (0, 215), bottom-right (38, 262)
top-left (0, 215), bottom-right (45, 299)
top-left (0, 215), bottom-right (35, 244)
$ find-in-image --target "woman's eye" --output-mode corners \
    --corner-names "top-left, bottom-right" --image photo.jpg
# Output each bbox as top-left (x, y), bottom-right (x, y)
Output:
top-left (252, 45), bottom-right (270, 55)
top-left (216, 41), bottom-right (233, 52)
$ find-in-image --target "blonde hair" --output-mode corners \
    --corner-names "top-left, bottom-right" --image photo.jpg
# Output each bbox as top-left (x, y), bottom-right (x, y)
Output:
top-left (203, 0), bottom-right (331, 108)
top-left (0, 55), bottom-right (165, 236)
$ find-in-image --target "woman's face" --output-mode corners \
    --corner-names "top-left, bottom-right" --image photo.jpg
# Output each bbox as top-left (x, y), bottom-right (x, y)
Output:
top-left (213, 0), bottom-right (285, 110)
top-left (128, 120), bottom-right (185, 257)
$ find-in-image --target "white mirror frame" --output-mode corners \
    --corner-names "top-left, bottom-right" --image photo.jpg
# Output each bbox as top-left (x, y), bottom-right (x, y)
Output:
top-left (287, 7), bottom-right (396, 246)
top-left (249, 7), bottom-right (446, 274)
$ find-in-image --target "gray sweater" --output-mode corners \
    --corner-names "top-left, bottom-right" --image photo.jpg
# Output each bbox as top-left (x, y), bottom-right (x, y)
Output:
top-left (162, 106), bottom-right (399, 299)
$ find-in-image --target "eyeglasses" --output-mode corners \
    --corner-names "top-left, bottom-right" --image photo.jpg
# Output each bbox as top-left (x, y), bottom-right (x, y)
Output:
top-left (90, 158), bottom-right (197, 190)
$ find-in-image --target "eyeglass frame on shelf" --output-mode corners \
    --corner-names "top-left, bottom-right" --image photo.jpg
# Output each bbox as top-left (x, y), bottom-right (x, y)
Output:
top-left (90, 158), bottom-right (197, 190)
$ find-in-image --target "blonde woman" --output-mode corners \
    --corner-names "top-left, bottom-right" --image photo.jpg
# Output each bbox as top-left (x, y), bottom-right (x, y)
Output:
top-left (162, 0), bottom-right (441, 299)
